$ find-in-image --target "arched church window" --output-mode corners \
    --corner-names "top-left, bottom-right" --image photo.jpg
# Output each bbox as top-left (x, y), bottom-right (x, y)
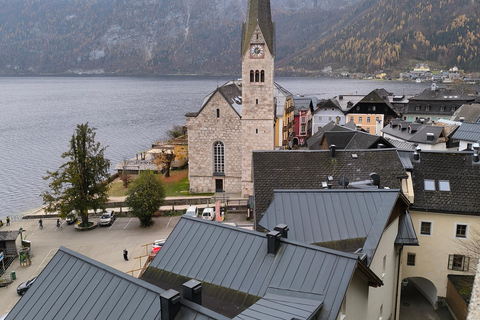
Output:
top-left (213, 141), bottom-right (225, 173)
top-left (250, 70), bottom-right (254, 82)
top-left (261, 70), bottom-right (265, 82)
top-left (255, 70), bottom-right (260, 82)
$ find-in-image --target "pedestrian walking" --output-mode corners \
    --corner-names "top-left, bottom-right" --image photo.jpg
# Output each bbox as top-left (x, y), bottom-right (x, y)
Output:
top-left (123, 249), bottom-right (128, 261)
top-left (39, 219), bottom-right (43, 229)
top-left (6, 216), bottom-right (10, 226)
top-left (56, 219), bottom-right (62, 229)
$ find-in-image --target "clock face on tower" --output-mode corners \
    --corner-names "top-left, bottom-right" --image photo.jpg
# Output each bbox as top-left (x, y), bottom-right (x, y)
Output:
top-left (250, 44), bottom-right (265, 58)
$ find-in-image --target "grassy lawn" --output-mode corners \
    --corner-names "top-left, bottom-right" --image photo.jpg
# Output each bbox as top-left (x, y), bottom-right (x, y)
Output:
top-left (109, 169), bottom-right (190, 197)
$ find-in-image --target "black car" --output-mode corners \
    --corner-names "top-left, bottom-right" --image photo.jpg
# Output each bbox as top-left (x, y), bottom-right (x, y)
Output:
top-left (17, 277), bottom-right (37, 296)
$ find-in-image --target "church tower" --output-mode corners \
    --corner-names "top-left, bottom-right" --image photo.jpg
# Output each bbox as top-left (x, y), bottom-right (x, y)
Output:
top-left (241, 0), bottom-right (276, 196)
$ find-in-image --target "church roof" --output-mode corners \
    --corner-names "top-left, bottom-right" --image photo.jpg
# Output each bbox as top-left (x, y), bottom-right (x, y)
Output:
top-left (241, 0), bottom-right (275, 57)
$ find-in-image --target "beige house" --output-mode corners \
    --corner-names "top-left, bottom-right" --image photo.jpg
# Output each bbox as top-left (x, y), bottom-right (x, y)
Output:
top-left (399, 150), bottom-right (480, 309)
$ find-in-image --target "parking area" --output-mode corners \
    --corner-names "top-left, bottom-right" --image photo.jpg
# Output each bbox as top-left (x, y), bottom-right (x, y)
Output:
top-left (0, 215), bottom-right (182, 316)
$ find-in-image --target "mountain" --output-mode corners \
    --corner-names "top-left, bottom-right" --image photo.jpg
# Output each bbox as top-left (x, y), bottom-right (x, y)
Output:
top-left (0, 0), bottom-right (479, 76)
top-left (280, 0), bottom-right (480, 75)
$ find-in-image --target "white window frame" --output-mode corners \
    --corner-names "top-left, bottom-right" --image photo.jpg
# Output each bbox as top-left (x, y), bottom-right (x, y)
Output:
top-left (455, 223), bottom-right (469, 239)
top-left (419, 220), bottom-right (433, 236)
top-left (438, 180), bottom-right (451, 191)
top-left (424, 179), bottom-right (436, 191)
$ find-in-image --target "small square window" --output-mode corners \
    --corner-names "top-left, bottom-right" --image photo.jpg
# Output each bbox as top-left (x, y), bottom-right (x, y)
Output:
top-left (424, 179), bottom-right (436, 191)
top-left (350, 116), bottom-right (354, 122)
top-left (439, 180), bottom-right (450, 191)
top-left (407, 253), bottom-right (416, 266)
top-left (425, 106), bottom-right (430, 111)
top-left (367, 117), bottom-right (371, 123)
top-left (420, 221), bottom-right (432, 235)
top-left (456, 224), bottom-right (468, 238)
top-left (416, 106), bottom-right (421, 111)
top-left (318, 116), bottom-right (322, 121)
top-left (448, 254), bottom-right (470, 271)
top-left (359, 116), bottom-right (363, 123)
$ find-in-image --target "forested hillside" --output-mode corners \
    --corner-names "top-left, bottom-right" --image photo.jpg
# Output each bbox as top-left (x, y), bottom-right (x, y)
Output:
top-left (0, 0), bottom-right (478, 76)
top-left (281, 0), bottom-right (480, 74)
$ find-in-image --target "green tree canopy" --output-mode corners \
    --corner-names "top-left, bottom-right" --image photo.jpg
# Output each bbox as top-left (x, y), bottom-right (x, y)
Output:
top-left (41, 123), bottom-right (111, 227)
top-left (125, 170), bottom-right (165, 227)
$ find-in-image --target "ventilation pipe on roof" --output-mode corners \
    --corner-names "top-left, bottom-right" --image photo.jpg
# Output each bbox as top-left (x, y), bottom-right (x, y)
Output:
top-left (274, 224), bottom-right (289, 239)
top-left (413, 146), bottom-right (421, 161)
top-left (377, 143), bottom-right (385, 149)
top-left (267, 230), bottom-right (282, 254)
top-left (329, 144), bottom-right (337, 158)
top-left (370, 173), bottom-right (381, 188)
top-left (160, 290), bottom-right (181, 320)
top-left (473, 142), bottom-right (480, 163)
top-left (182, 280), bottom-right (202, 305)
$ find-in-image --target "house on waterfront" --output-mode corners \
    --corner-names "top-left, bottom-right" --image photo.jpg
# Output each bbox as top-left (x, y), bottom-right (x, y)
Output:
top-left (186, 0), bottom-right (276, 196)
top-left (274, 83), bottom-right (294, 148)
top-left (402, 83), bottom-right (477, 122)
top-left (292, 96), bottom-right (316, 146)
top-left (311, 98), bottom-right (345, 132)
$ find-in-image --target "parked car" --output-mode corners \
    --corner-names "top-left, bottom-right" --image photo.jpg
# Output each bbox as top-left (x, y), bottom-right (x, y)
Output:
top-left (152, 239), bottom-right (166, 254)
top-left (17, 277), bottom-right (37, 296)
top-left (99, 210), bottom-right (115, 226)
top-left (201, 207), bottom-right (215, 221)
top-left (66, 212), bottom-right (78, 225)
top-left (185, 206), bottom-right (198, 217)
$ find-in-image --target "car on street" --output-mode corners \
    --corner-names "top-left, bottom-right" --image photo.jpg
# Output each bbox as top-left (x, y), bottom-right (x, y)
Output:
top-left (99, 210), bottom-right (115, 226)
top-left (17, 277), bottom-right (37, 296)
top-left (66, 211), bottom-right (78, 225)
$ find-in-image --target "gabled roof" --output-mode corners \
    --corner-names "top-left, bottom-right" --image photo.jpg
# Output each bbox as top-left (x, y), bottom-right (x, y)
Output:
top-left (307, 121), bottom-right (338, 150)
top-left (385, 138), bottom-right (416, 151)
top-left (335, 95), bottom-right (365, 112)
top-left (142, 216), bottom-right (380, 320)
top-left (382, 122), bottom-right (446, 145)
top-left (410, 150), bottom-right (480, 214)
top-left (451, 103), bottom-right (480, 122)
top-left (6, 247), bottom-right (227, 320)
top-left (259, 189), bottom-right (413, 265)
top-left (186, 81), bottom-right (242, 118)
top-left (409, 86), bottom-right (475, 102)
top-left (241, 0), bottom-right (275, 57)
top-left (314, 99), bottom-right (343, 114)
top-left (252, 149), bottom-right (406, 218)
top-left (451, 122), bottom-right (480, 142)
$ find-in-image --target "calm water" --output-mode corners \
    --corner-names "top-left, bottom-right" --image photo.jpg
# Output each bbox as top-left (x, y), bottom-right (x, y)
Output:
top-left (0, 76), bottom-right (434, 220)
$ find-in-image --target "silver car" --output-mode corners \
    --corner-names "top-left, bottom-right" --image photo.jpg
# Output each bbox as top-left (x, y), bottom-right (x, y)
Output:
top-left (99, 210), bottom-right (115, 226)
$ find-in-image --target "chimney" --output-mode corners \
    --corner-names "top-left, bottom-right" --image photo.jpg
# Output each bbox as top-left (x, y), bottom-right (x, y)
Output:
top-left (473, 142), bottom-right (480, 163)
top-left (182, 280), bottom-right (202, 305)
top-left (459, 117), bottom-right (465, 122)
top-left (274, 224), bottom-right (289, 239)
top-left (267, 230), bottom-right (282, 254)
top-left (413, 146), bottom-right (421, 161)
top-left (329, 144), bottom-right (337, 158)
top-left (161, 290), bottom-right (181, 320)
top-left (370, 173), bottom-right (381, 188)
top-left (377, 143), bottom-right (385, 149)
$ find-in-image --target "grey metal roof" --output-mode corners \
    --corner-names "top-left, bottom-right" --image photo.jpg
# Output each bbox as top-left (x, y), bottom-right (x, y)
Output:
top-left (397, 150), bottom-right (414, 169)
top-left (451, 122), bottom-right (480, 142)
top-left (410, 151), bottom-right (480, 214)
top-left (252, 149), bottom-right (406, 219)
top-left (258, 189), bottom-right (409, 265)
top-left (142, 216), bottom-right (373, 320)
top-left (233, 292), bottom-right (323, 320)
top-left (382, 122), bottom-right (445, 144)
top-left (6, 247), bottom-right (226, 320)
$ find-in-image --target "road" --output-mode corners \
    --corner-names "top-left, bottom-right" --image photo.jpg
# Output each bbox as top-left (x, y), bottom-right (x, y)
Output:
top-left (0, 215), bottom-right (181, 316)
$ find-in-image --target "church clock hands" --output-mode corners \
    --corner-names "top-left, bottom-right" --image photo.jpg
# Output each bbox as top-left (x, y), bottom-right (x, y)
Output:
top-left (250, 44), bottom-right (264, 58)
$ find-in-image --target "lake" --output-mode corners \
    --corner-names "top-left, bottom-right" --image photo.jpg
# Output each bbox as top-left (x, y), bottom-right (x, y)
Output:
top-left (0, 76), bottom-right (434, 220)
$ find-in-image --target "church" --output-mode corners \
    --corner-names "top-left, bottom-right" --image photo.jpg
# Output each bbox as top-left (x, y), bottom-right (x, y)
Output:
top-left (186, 0), bottom-right (280, 197)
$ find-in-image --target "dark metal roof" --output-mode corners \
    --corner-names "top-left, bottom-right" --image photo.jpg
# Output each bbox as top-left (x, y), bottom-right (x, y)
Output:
top-left (6, 247), bottom-right (226, 320)
top-left (142, 216), bottom-right (372, 320)
top-left (395, 210), bottom-right (419, 246)
top-left (410, 151), bottom-right (480, 214)
top-left (397, 150), bottom-right (414, 169)
top-left (252, 149), bottom-right (406, 219)
top-left (258, 189), bottom-right (409, 265)
top-left (451, 122), bottom-right (480, 142)
top-left (382, 123), bottom-right (445, 144)
top-left (233, 292), bottom-right (323, 320)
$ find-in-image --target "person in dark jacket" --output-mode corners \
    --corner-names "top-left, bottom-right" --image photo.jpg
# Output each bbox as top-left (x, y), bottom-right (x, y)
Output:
top-left (123, 249), bottom-right (128, 261)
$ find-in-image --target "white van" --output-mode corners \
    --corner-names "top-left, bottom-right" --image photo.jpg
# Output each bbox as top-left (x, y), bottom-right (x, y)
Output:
top-left (185, 206), bottom-right (198, 218)
top-left (201, 207), bottom-right (215, 221)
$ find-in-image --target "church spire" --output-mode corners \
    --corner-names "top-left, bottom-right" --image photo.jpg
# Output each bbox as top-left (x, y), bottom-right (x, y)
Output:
top-left (241, 0), bottom-right (275, 57)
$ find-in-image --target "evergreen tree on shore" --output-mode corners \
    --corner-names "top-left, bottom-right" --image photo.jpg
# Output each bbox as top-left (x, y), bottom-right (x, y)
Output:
top-left (41, 123), bottom-right (111, 228)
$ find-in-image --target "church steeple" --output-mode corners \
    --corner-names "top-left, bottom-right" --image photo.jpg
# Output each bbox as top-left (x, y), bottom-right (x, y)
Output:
top-left (241, 0), bottom-right (275, 58)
